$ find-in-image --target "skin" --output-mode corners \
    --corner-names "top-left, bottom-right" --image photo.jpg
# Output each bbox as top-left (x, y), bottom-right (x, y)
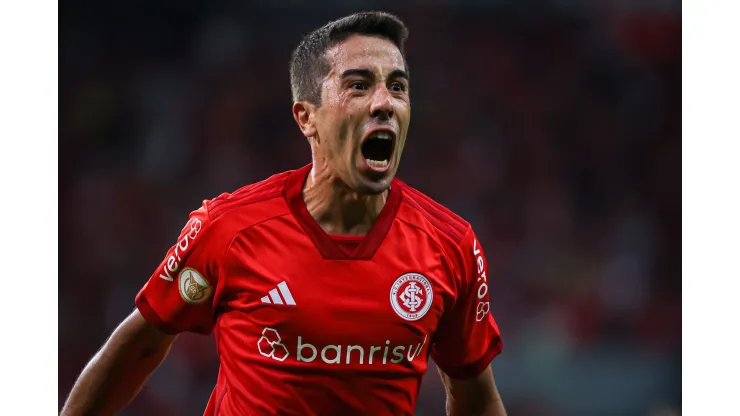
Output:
top-left (292, 34), bottom-right (411, 235)
top-left (62, 33), bottom-right (506, 416)
top-left (439, 366), bottom-right (507, 416)
top-left (61, 309), bottom-right (176, 416)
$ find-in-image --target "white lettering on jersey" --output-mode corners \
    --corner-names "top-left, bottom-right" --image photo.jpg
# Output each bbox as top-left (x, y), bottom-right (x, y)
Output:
top-left (473, 238), bottom-right (490, 321)
top-left (293, 335), bottom-right (427, 366)
top-left (159, 217), bottom-right (203, 281)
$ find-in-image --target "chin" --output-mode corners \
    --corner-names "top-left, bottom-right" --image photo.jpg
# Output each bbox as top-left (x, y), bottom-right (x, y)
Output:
top-left (354, 173), bottom-right (393, 196)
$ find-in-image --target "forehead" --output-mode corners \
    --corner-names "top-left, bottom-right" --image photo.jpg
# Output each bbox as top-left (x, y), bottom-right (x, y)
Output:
top-left (325, 34), bottom-right (406, 74)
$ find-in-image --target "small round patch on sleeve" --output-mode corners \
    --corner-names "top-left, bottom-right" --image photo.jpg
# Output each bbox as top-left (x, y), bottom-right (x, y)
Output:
top-left (178, 267), bottom-right (213, 305)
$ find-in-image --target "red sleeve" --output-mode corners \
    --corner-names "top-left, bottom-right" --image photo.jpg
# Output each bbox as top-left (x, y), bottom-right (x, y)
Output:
top-left (135, 202), bottom-right (227, 335)
top-left (431, 226), bottom-right (503, 379)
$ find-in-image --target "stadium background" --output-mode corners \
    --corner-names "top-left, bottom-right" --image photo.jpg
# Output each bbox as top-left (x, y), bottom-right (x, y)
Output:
top-left (59, 1), bottom-right (681, 415)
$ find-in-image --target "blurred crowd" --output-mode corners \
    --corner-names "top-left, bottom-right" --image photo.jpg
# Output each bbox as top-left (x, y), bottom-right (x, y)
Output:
top-left (59, 1), bottom-right (681, 415)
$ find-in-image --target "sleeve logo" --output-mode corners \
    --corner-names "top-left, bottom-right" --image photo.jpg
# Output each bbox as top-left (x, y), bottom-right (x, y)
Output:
top-left (178, 267), bottom-right (213, 305)
top-left (390, 273), bottom-right (434, 321)
top-left (159, 217), bottom-right (203, 281)
top-left (473, 239), bottom-right (489, 322)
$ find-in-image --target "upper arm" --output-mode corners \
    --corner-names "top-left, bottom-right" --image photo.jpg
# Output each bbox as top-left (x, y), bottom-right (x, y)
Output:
top-left (135, 202), bottom-right (228, 335)
top-left (431, 226), bottom-right (503, 379)
top-left (437, 366), bottom-right (505, 416)
top-left (107, 308), bottom-right (178, 356)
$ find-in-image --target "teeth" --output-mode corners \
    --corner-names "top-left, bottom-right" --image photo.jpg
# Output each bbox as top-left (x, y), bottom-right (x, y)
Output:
top-left (366, 159), bottom-right (389, 168)
top-left (369, 132), bottom-right (392, 140)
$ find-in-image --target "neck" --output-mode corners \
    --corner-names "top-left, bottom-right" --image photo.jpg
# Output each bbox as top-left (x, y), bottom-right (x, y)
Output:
top-left (303, 165), bottom-right (388, 236)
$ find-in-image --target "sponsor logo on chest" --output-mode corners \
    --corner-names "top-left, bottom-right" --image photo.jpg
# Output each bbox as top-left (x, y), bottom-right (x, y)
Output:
top-left (258, 327), bottom-right (428, 366)
top-left (254, 273), bottom-right (435, 366)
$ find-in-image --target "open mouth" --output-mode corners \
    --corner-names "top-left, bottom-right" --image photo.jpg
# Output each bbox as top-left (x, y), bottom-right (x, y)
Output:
top-left (361, 131), bottom-right (395, 171)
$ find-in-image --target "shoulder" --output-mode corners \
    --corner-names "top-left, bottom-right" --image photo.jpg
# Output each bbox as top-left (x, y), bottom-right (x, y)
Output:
top-left (207, 170), bottom-right (291, 220)
top-left (198, 170), bottom-right (293, 239)
top-left (394, 180), bottom-right (484, 293)
top-left (395, 179), bottom-right (472, 251)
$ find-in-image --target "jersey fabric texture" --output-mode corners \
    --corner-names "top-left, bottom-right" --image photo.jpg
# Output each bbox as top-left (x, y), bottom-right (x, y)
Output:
top-left (136, 163), bottom-right (503, 416)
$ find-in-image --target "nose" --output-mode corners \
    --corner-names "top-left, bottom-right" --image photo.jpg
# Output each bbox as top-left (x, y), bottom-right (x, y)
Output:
top-left (370, 86), bottom-right (394, 120)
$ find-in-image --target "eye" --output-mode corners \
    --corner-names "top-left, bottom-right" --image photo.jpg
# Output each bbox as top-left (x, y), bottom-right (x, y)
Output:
top-left (389, 82), bottom-right (406, 92)
top-left (350, 81), bottom-right (368, 90)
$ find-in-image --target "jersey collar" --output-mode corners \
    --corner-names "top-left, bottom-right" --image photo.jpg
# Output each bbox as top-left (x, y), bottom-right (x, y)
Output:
top-left (284, 163), bottom-right (402, 260)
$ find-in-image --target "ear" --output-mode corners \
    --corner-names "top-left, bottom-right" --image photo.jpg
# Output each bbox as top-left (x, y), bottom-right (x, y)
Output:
top-left (292, 101), bottom-right (318, 139)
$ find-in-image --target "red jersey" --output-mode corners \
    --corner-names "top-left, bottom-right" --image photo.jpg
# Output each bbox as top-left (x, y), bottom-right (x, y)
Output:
top-left (136, 163), bottom-right (503, 416)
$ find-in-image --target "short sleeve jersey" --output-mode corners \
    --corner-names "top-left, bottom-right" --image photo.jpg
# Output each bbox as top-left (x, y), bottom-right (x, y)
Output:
top-left (136, 163), bottom-right (502, 416)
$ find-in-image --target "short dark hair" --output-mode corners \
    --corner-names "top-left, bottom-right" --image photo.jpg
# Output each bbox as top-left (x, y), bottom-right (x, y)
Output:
top-left (290, 11), bottom-right (409, 105)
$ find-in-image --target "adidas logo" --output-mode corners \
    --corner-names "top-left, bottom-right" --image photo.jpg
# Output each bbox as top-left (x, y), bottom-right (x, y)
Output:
top-left (261, 281), bottom-right (296, 306)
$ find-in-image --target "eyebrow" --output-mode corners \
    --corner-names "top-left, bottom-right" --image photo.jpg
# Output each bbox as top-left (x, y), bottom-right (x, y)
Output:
top-left (340, 68), bottom-right (409, 81)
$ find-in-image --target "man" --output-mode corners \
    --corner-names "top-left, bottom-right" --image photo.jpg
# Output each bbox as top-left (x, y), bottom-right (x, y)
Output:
top-left (62, 11), bottom-right (506, 416)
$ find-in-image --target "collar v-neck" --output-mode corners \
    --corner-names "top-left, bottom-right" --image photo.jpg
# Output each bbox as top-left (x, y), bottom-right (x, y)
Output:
top-left (284, 163), bottom-right (402, 260)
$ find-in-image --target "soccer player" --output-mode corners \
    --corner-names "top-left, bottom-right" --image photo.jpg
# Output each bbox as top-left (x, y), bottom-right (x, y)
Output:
top-left (62, 11), bottom-right (505, 416)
